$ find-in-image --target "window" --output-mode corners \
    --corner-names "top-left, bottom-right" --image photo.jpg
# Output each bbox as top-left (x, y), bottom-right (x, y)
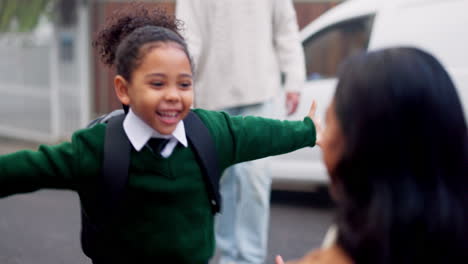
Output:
top-left (303, 15), bottom-right (374, 80)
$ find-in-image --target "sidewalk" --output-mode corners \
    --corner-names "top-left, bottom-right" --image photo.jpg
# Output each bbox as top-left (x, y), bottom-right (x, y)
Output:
top-left (0, 136), bottom-right (42, 155)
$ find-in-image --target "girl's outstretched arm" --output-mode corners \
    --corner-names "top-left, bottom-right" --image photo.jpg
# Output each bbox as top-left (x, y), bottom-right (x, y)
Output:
top-left (0, 140), bottom-right (77, 197)
top-left (0, 124), bottom-right (104, 197)
top-left (307, 100), bottom-right (322, 146)
top-left (193, 108), bottom-right (317, 170)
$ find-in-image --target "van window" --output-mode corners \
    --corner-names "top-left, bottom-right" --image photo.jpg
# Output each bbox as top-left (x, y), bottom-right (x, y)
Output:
top-left (303, 15), bottom-right (374, 80)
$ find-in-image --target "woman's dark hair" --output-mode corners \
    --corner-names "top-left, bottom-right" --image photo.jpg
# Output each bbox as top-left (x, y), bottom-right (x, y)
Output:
top-left (93, 3), bottom-right (193, 81)
top-left (332, 47), bottom-right (468, 264)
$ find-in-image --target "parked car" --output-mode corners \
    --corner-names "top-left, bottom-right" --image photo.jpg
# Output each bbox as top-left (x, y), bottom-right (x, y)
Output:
top-left (270, 0), bottom-right (468, 191)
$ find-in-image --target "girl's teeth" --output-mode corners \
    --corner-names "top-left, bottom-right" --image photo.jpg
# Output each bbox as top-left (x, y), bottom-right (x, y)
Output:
top-left (159, 112), bottom-right (178, 117)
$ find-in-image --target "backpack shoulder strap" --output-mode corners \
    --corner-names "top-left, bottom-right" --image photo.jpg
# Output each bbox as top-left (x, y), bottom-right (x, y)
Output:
top-left (97, 113), bottom-right (132, 219)
top-left (81, 113), bottom-right (131, 259)
top-left (87, 109), bottom-right (125, 128)
top-left (184, 111), bottom-right (222, 213)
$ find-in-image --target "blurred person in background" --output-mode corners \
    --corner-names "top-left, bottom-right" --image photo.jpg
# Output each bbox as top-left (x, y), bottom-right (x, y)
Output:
top-left (176, 1), bottom-right (306, 263)
top-left (276, 47), bottom-right (468, 264)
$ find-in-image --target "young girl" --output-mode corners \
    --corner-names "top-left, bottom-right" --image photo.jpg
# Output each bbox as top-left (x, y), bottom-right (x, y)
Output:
top-left (0, 5), bottom-right (318, 264)
top-left (276, 47), bottom-right (468, 264)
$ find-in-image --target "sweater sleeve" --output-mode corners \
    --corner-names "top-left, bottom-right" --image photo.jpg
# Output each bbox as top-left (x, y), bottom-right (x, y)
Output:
top-left (194, 109), bottom-right (316, 170)
top-left (0, 132), bottom-right (82, 198)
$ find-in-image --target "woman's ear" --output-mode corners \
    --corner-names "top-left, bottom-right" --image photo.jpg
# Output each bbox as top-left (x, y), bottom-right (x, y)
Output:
top-left (114, 75), bottom-right (131, 106)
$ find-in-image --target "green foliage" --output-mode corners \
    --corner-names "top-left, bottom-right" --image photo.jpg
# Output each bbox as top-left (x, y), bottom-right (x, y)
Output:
top-left (0, 0), bottom-right (54, 32)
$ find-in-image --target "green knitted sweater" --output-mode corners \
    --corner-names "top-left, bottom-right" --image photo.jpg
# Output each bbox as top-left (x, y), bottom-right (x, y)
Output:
top-left (0, 109), bottom-right (315, 263)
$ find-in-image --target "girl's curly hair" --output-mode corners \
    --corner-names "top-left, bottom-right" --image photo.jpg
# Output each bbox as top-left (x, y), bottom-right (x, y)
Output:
top-left (93, 3), bottom-right (191, 80)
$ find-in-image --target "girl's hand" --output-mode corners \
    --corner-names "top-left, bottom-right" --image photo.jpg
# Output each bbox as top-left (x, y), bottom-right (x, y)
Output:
top-left (307, 100), bottom-right (322, 146)
top-left (276, 255), bottom-right (299, 264)
top-left (276, 255), bottom-right (285, 264)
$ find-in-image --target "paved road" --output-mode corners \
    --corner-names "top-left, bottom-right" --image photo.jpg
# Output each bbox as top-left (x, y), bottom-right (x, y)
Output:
top-left (265, 191), bottom-right (334, 263)
top-left (0, 138), bottom-right (335, 264)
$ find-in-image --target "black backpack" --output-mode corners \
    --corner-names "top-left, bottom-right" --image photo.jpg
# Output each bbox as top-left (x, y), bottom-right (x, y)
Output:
top-left (80, 109), bottom-right (221, 260)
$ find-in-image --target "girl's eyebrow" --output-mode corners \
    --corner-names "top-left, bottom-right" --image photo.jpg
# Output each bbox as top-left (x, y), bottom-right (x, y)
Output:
top-left (179, 73), bottom-right (193, 78)
top-left (145, 73), bottom-right (166, 78)
top-left (144, 73), bottom-right (192, 78)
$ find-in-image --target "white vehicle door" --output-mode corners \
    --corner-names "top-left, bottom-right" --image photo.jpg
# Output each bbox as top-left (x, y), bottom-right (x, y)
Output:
top-left (369, 0), bottom-right (468, 115)
top-left (270, 9), bottom-right (376, 191)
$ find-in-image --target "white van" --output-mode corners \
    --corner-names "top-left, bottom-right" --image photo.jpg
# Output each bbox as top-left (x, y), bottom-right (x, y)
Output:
top-left (270, 0), bottom-right (468, 191)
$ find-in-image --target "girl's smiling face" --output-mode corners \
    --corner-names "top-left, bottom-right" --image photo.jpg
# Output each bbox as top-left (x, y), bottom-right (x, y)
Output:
top-left (115, 42), bottom-right (194, 135)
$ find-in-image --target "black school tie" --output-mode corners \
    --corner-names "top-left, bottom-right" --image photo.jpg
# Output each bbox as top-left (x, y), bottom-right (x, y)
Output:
top-left (147, 138), bottom-right (170, 154)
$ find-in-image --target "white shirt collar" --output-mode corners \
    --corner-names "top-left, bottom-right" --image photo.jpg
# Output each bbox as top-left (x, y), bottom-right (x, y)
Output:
top-left (123, 108), bottom-right (188, 157)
